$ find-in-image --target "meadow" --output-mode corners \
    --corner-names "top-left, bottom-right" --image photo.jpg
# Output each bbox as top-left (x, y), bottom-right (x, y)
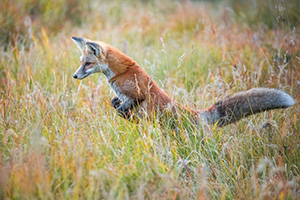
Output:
top-left (0, 0), bottom-right (299, 199)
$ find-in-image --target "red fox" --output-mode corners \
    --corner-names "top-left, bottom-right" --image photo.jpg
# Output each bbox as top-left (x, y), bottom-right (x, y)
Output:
top-left (71, 37), bottom-right (295, 127)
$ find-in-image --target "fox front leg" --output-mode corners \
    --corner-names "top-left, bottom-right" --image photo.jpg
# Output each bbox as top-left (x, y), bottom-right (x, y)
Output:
top-left (116, 98), bottom-right (140, 121)
top-left (111, 97), bottom-right (122, 109)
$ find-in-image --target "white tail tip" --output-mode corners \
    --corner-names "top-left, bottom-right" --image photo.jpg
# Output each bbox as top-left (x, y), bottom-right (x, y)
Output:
top-left (280, 91), bottom-right (295, 107)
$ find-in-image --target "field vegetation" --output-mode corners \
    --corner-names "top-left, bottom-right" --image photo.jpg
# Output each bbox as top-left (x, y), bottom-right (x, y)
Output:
top-left (0, 0), bottom-right (299, 199)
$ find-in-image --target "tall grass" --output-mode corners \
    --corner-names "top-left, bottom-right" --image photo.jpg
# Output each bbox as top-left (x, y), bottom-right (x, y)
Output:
top-left (0, 0), bottom-right (299, 199)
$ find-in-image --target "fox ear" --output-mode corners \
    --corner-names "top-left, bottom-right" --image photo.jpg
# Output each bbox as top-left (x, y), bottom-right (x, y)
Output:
top-left (86, 42), bottom-right (101, 57)
top-left (71, 37), bottom-right (86, 52)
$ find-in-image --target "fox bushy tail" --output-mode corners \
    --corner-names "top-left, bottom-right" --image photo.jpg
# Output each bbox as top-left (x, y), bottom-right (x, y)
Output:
top-left (200, 88), bottom-right (295, 127)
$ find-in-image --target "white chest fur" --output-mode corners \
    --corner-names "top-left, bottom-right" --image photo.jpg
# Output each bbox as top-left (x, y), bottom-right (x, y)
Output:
top-left (109, 82), bottom-right (129, 102)
top-left (104, 68), bottom-right (129, 102)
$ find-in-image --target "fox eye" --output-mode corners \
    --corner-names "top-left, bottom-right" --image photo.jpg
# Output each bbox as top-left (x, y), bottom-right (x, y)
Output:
top-left (85, 62), bottom-right (92, 66)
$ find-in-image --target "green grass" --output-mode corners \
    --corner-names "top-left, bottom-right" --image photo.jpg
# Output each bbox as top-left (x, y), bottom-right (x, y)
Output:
top-left (0, 0), bottom-right (299, 199)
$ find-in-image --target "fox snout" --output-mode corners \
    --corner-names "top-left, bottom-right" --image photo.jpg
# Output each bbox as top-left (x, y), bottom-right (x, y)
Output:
top-left (72, 73), bottom-right (85, 79)
top-left (73, 67), bottom-right (91, 79)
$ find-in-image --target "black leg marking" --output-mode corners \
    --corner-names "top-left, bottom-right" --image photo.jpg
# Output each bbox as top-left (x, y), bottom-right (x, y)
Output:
top-left (116, 98), bottom-right (143, 122)
top-left (116, 99), bottom-right (137, 119)
top-left (111, 97), bottom-right (122, 109)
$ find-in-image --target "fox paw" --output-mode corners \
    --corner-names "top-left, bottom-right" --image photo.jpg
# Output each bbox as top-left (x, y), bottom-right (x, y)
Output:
top-left (116, 106), bottom-right (131, 119)
top-left (117, 109), bottom-right (139, 123)
top-left (111, 97), bottom-right (122, 109)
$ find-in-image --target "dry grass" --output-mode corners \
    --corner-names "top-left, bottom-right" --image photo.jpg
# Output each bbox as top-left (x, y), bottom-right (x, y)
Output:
top-left (0, 0), bottom-right (299, 199)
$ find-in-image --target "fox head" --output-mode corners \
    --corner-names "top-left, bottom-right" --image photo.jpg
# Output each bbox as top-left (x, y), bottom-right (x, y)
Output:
top-left (71, 37), bottom-right (108, 79)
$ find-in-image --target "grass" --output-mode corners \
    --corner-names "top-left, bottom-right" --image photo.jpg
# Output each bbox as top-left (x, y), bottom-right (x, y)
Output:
top-left (0, 0), bottom-right (299, 199)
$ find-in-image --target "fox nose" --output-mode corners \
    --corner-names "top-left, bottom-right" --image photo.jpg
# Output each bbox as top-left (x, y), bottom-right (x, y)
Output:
top-left (73, 74), bottom-right (78, 79)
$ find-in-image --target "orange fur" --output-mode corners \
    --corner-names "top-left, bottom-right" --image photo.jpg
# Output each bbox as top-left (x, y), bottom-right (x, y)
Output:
top-left (105, 43), bottom-right (172, 114)
top-left (72, 37), bottom-right (295, 127)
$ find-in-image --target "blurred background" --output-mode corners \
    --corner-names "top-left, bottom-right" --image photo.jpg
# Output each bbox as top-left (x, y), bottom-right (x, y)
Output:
top-left (1, 0), bottom-right (299, 47)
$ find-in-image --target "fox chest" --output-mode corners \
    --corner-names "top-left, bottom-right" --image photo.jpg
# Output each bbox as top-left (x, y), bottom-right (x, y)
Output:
top-left (109, 82), bottom-right (129, 102)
